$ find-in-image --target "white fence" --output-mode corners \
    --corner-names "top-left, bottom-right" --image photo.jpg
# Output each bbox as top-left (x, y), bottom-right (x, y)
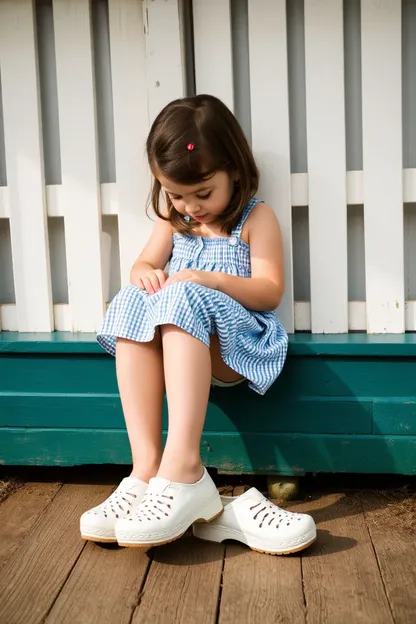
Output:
top-left (0, 0), bottom-right (415, 334)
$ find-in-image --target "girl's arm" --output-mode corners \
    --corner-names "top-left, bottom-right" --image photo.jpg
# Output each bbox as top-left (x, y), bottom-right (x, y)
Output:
top-left (130, 217), bottom-right (173, 293)
top-left (213, 203), bottom-right (284, 311)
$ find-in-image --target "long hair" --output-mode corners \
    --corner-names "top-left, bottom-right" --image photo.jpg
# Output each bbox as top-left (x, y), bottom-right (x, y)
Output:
top-left (146, 94), bottom-right (259, 235)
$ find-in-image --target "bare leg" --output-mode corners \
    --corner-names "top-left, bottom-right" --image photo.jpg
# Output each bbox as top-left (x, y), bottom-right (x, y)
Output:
top-left (116, 335), bottom-right (164, 482)
top-left (157, 325), bottom-right (211, 484)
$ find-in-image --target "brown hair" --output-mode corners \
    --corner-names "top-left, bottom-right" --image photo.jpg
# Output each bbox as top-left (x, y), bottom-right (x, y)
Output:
top-left (146, 94), bottom-right (259, 235)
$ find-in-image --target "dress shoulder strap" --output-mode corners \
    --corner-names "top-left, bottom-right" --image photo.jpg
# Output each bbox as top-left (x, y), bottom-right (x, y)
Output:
top-left (232, 198), bottom-right (263, 238)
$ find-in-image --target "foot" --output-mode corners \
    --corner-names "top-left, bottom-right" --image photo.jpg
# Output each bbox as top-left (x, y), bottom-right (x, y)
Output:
top-left (115, 467), bottom-right (223, 548)
top-left (80, 477), bottom-right (148, 542)
top-left (192, 488), bottom-right (316, 555)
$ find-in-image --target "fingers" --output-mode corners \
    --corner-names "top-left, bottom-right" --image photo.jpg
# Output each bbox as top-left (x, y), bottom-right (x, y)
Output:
top-left (154, 269), bottom-right (167, 289)
top-left (140, 270), bottom-right (168, 294)
top-left (162, 276), bottom-right (174, 288)
top-left (141, 276), bottom-right (155, 294)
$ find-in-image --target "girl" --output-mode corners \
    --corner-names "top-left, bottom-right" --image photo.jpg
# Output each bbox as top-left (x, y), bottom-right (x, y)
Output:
top-left (80, 94), bottom-right (289, 548)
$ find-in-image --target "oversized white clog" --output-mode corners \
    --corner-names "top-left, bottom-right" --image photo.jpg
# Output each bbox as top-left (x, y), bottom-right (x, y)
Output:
top-left (116, 467), bottom-right (223, 548)
top-left (80, 476), bottom-right (147, 543)
top-left (193, 487), bottom-right (316, 555)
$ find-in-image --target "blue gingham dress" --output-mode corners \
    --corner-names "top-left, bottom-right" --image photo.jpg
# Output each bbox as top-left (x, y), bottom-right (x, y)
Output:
top-left (97, 199), bottom-right (288, 394)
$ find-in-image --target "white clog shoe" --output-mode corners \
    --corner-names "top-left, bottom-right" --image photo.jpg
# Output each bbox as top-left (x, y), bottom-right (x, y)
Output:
top-left (192, 487), bottom-right (316, 555)
top-left (80, 476), bottom-right (147, 542)
top-left (116, 467), bottom-right (223, 548)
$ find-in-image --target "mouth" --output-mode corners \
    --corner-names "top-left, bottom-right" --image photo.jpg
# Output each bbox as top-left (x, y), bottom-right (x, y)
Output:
top-left (193, 214), bottom-right (207, 222)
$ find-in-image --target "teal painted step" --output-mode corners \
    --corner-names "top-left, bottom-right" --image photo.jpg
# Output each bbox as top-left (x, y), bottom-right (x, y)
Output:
top-left (1, 332), bottom-right (416, 474)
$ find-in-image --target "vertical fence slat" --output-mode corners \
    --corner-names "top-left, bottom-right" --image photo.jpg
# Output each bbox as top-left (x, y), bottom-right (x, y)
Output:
top-left (108, 0), bottom-right (151, 286)
top-left (193, 0), bottom-right (234, 111)
top-left (248, 0), bottom-right (294, 332)
top-left (304, 0), bottom-right (348, 333)
top-left (361, 0), bottom-right (404, 333)
top-left (53, 0), bottom-right (104, 331)
top-left (144, 0), bottom-right (186, 121)
top-left (0, 0), bottom-right (53, 331)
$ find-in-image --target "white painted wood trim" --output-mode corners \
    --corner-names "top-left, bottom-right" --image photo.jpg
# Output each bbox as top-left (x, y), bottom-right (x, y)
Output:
top-left (53, 0), bottom-right (105, 332)
top-left (47, 183), bottom-right (118, 217)
top-left (54, 303), bottom-right (72, 332)
top-left (405, 300), bottom-right (416, 332)
top-left (0, 304), bottom-right (18, 331)
top-left (46, 169), bottom-right (416, 219)
top-left (346, 171), bottom-right (364, 207)
top-left (0, 0), bottom-right (54, 332)
top-left (291, 174), bottom-right (309, 208)
top-left (361, 0), bottom-right (405, 333)
top-left (304, 0), bottom-right (348, 333)
top-left (294, 301), bottom-right (368, 332)
top-left (193, 0), bottom-right (234, 112)
top-left (101, 183), bottom-right (118, 216)
top-left (294, 302), bottom-right (311, 332)
top-left (108, 0), bottom-right (152, 285)
top-left (144, 0), bottom-right (186, 122)
top-left (248, 0), bottom-right (294, 332)
top-left (403, 169), bottom-right (416, 203)
top-left (46, 185), bottom-right (64, 218)
top-left (348, 301), bottom-right (367, 331)
top-left (0, 187), bottom-right (10, 218)
top-left (292, 170), bottom-right (414, 207)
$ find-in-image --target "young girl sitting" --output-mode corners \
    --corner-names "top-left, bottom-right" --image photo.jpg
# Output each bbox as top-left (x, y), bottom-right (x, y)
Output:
top-left (80, 94), bottom-right (292, 549)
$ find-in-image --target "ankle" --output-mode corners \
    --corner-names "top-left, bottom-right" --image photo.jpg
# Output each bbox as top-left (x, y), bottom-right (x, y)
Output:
top-left (130, 458), bottom-right (161, 483)
top-left (157, 455), bottom-right (203, 484)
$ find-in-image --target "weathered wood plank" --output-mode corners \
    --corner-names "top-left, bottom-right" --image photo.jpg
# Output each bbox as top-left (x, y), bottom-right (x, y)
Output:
top-left (0, 484), bottom-right (113, 624)
top-left (218, 485), bottom-right (305, 623)
top-left (219, 535), bottom-right (305, 623)
top-left (361, 491), bottom-right (416, 623)
top-left (0, 481), bottom-right (61, 571)
top-left (297, 493), bottom-right (394, 623)
top-left (46, 542), bottom-right (150, 624)
top-left (132, 536), bottom-right (223, 624)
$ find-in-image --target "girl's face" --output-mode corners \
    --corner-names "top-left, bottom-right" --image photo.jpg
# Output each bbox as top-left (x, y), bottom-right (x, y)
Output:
top-left (157, 170), bottom-right (235, 225)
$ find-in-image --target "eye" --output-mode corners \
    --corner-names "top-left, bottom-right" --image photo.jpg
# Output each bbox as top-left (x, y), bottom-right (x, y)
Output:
top-left (197, 191), bottom-right (212, 200)
top-left (168, 194), bottom-right (182, 201)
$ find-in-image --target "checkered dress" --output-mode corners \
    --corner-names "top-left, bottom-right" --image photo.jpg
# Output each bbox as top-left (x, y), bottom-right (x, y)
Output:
top-left (97, 199), bottom-right (288, 394)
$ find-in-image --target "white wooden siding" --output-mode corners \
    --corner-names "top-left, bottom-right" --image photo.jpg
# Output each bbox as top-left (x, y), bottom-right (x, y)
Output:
top-left (361, 0), bottom-right (405, 333)
top-left (193, 0), bottom-right (234, 112)
top-left (108, 0), bottom-right (151, 286)
top-left (248, 0), bottom-right (294, 332)
top-left (53, 0), bottom-right (105, 332)
top-left (304, 0), bottom-right (348, 333)
top-left (0, 0), bottom-right (414, 335)
top-left (0, 0), bottom-right (53, 332)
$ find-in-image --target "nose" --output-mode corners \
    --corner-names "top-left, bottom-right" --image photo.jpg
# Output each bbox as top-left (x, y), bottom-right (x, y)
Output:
top-left (186, 202), bottom-right (201, 217)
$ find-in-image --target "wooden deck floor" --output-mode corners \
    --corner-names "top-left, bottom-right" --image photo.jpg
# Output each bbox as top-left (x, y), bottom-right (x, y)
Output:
top-left (0, 470), bottom-right (415, 624)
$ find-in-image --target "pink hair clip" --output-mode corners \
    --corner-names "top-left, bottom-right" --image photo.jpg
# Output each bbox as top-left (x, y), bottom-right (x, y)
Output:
top-left (187, 143), bottom-right (195, 151)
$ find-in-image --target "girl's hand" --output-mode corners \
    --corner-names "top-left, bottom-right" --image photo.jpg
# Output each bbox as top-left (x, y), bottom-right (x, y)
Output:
top-left (131, 265), bottom-right (168, 294)
top-left (163, 269), bottom-right (218, 290)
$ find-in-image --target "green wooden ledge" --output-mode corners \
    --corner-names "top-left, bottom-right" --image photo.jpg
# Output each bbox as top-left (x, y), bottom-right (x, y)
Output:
top-left (1, 331), bottom-right (416, 356)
